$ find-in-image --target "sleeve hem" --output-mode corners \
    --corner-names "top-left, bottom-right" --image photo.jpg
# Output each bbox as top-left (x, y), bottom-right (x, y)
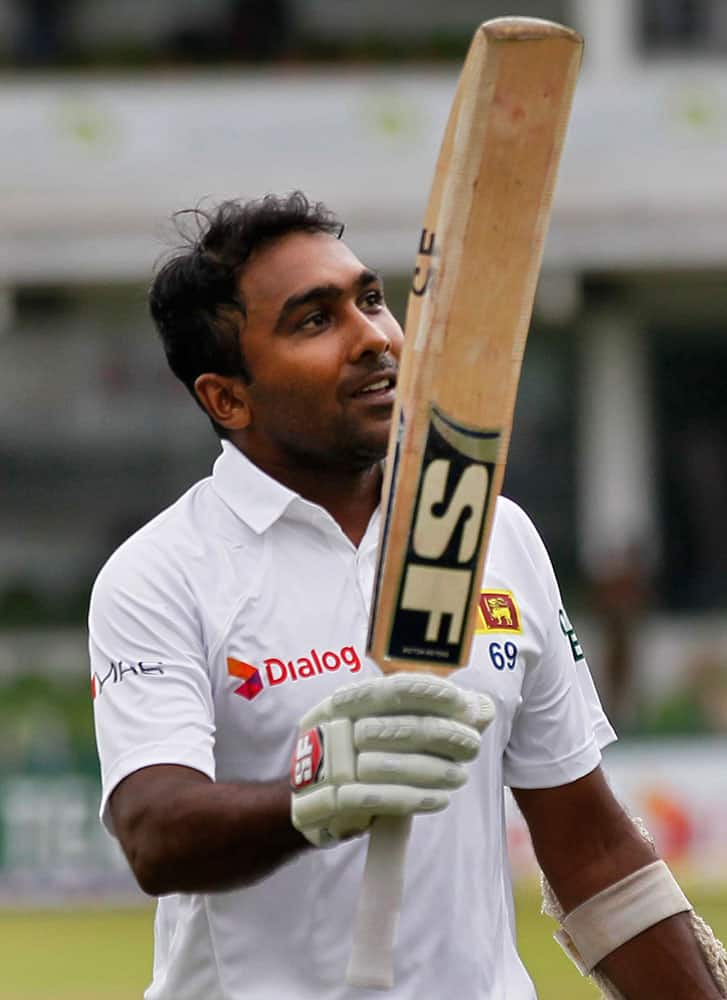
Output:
top-left (504, 736), bottom-right (605, 790)
top-left (100, 743), bottom-right (216, 836)
top-left (593, 720), bottom-right (618, 752)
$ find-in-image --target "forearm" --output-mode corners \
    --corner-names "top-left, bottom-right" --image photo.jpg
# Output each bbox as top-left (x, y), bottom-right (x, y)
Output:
top-left (595, 910), bottom-right (721, 999)
top-left (546, 824), bottom-right (722, 998)
top-left (546, 832), bottom-right (722, 997)
top-left (111, 766), bottom-right (309, 895)
top-left (515, 770), bottom-right (725, 999)
top-left (546, 827), bottom-right (721, 997)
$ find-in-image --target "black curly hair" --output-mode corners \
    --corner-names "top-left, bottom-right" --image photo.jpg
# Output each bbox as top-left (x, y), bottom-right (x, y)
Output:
top-left (149, 191), bottom-right (343, 437)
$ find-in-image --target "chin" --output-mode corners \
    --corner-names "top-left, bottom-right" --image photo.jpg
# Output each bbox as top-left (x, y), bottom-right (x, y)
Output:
top-left (340, 437), bottom-right (389, 472)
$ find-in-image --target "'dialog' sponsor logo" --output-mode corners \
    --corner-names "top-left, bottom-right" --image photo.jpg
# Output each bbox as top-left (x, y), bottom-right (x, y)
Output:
top-left (227, 644), bottom-right (362, 702)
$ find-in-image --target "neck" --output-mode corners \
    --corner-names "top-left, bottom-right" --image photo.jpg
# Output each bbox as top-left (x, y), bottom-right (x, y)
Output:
top-left (300, 464), bottom-right (384, 547)
top-left (232, 441), bottom-right (383, 546)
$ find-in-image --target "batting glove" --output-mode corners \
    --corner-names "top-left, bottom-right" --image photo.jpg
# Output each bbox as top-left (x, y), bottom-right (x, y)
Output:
top-left (290, 673), bottom-right (495, 847)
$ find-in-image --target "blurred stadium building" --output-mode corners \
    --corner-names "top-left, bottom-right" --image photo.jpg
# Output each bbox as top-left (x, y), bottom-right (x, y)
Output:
top-left (0, 0), bottom-right (726, 894)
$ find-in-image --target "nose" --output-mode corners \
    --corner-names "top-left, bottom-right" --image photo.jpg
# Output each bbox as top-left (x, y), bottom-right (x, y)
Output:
top-left (348, 309), bottom-right (392, 363)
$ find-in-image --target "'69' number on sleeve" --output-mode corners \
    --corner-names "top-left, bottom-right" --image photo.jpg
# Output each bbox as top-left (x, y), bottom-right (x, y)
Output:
top-left (489, 641), bottom-right (518, 671)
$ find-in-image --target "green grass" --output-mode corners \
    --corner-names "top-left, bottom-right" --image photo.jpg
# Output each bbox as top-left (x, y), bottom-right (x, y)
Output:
top-left (0, 906), bottom-right (155, 1000)
top-left (1, 882), bottom-right (726, 998)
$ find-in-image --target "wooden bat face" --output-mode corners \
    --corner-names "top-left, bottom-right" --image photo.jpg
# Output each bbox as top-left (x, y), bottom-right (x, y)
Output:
top-left (368, 18), bottom-right (583, 677)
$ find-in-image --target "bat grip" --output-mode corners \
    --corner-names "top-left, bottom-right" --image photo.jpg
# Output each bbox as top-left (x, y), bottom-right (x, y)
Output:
top-left (346, 814), bottom-right (412, 989)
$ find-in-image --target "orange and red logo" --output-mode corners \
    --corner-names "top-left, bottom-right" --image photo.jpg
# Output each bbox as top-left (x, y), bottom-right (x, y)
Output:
top-left (475, 590), bottom-right (522, 634)
top-left (227, 657), bottom-right (263, 701)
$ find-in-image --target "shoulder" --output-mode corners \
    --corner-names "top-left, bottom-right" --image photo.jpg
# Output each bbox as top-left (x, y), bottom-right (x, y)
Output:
top-left (491, 495), bottom-right (550, 567)
top-left (487, 495), bottom-right (563, 624)
top-left (90, 476), bottom-right (221, 614)
top-left (492, 494), bottom-right (534, 533)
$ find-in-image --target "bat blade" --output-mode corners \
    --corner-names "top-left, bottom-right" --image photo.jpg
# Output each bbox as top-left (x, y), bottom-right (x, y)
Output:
top-left (370, 16), bottom-right (583, 678)
top-left (347, 18), bottom-right (583, 989)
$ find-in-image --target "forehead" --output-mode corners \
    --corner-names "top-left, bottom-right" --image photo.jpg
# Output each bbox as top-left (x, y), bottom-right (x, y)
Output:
top-left (239, 230), bottom-right (368, 310)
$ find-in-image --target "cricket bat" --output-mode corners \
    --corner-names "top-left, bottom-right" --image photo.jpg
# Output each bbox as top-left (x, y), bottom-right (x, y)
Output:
top-left (346, 17), bottom-right (583, 989)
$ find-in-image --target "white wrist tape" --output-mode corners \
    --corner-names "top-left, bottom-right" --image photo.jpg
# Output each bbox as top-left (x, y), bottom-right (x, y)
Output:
top-left (555, 860), bottom-right (691, 974)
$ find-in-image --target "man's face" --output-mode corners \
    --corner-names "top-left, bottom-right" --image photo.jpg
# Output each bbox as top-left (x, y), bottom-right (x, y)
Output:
top-left (235, 230), bottom-right (404, 472)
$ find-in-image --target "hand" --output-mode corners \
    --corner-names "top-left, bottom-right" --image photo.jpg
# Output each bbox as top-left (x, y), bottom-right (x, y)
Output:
top-left (290, 673), bottom-right (495, 847)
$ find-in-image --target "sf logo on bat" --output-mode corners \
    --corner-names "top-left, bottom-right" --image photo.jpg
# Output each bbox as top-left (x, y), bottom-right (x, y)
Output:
top-left (388, 405), bottom-right (501, 664)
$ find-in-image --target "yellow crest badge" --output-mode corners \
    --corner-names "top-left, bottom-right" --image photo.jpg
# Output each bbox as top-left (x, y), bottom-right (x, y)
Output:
top-left (476, 590), bottom-right (522, 633)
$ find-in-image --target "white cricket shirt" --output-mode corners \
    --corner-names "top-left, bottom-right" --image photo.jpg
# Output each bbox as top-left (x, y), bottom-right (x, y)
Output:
top-left (90, 441), bottom-right (615, 1000)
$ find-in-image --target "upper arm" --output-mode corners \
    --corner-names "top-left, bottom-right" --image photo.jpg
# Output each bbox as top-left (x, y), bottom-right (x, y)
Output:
top-left (90, 547), bottom-right (216, 834)
top-left (512, 766), bottom-right (656, 912)
top-left (110, 764), bottom-right (213, 882)
top-left (110, 764), bottom-right (212, 840)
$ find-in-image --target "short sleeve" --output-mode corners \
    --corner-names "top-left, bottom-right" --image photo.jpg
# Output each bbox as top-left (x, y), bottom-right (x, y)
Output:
top-left (89, 538), bottom-right (216, 834)
top-left (500, 503), bottom-right (616, 789)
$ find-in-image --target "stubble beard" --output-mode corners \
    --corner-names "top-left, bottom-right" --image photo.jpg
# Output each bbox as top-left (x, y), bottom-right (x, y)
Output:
top-left (279, 410), bottom-right (391, 474)
top-left (294, 431), bottom-right (388, 474)
top-left (246, 379), bottom-right (394, 475)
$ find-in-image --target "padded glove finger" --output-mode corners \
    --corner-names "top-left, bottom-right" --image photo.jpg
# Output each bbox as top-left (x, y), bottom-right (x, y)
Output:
top-left (356, 751), bottom-right (467, 788)
top-left (354, 714), bottom-right (482, 762)
top-left (300, 673), bottom-right (495, 734)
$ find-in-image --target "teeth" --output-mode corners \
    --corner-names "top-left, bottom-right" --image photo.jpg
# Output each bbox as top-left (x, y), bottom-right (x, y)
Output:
top-left (361, 379), bottom-right (390, 393)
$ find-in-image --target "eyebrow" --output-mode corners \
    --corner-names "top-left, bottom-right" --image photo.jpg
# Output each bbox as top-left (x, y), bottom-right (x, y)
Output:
top-left (274, 268), bottom-right (382, 332)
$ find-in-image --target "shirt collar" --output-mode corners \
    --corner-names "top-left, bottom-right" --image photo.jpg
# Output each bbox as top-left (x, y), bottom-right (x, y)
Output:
top-left (211, 440), bottom-right (299, 534)
top-left (211, 441), bottom-right (381, 546)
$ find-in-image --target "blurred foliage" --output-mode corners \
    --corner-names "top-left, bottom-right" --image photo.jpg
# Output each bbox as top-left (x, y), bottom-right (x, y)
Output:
top-left (1, 38), bottom-right (474, 71)
top-left (286, 32), bottom-right (470, 65)
top-left (638, 693), bottom-right (711, 735)
top-left (637, 651), bottom-right (727, 736)
top-left (0, 674), bottom-right (96, 776)
top-left (0, 581), bottom-right (91, 627)
top-left (3, 19), bottom-right (475, 70)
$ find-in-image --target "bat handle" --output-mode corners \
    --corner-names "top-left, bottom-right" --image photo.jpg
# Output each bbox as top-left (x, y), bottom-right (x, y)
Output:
top-left (346, 813), bottom-right (412, 989)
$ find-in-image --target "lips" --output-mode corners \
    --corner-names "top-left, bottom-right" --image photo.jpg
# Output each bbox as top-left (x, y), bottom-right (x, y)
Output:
top-left (356, 376), bottom-right (395, 396)
top-left (349, 367), bottom-right (398, 398)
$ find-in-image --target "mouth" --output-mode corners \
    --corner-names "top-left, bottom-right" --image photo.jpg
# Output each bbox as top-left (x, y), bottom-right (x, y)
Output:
top-left (351, 370), bottom-right (398, 401)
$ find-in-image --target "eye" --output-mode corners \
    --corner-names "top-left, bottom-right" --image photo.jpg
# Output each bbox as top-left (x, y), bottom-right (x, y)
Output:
top-left (298, 309), bottom-right (330, 331)
top-left (360, 288), bottom-right (384, 311)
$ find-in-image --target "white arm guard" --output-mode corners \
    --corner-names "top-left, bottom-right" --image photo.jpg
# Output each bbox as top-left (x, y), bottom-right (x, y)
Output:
top-left (555, 860), bottom-right (690, 974)
top-left (541, 817), bottom-right (727, 999)
top-left (290, 674), bottom-right (495, 847)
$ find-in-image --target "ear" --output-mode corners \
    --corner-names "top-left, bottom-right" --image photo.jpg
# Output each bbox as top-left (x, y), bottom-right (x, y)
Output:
top-left (194, 373), bottom-right (252, 432)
